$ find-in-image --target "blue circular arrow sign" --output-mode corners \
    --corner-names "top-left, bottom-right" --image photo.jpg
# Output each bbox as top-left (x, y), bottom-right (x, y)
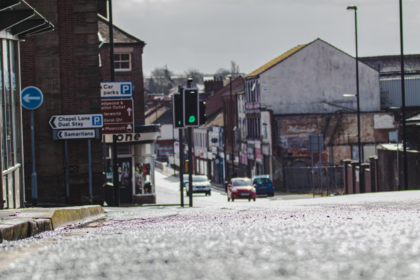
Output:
top-left (21, 86), bottom-right (44, 110)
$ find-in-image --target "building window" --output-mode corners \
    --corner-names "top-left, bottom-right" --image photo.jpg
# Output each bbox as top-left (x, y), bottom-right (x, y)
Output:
top-left (263, 124), bottom-right (268, 139)
top-left (114, 53), bottom-right (131, 71)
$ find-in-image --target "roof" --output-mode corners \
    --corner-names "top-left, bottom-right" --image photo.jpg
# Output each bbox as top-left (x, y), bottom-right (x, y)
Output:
top-left (199, 110), bottom-right (224, 128)
top-left (360, 55), bottom-right (420, 75)
top-left (222, 91), bottom-right (244, 97)
top-left (98, 16), bottom-right (144, 45)
top-left (245, 42), bottom-right (311, 78)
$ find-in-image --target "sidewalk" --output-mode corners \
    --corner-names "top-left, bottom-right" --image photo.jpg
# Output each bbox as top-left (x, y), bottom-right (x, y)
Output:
top-left (0, 205), bottom-right (105, 243)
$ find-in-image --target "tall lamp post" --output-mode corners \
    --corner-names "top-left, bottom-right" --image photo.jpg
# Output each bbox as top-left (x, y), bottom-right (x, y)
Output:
top-left (399, 0), bottom-right (408, 190)
top-left (345, 6), bottom-right (362, 168)
top-left (227, 76), bottom-right (235, 179)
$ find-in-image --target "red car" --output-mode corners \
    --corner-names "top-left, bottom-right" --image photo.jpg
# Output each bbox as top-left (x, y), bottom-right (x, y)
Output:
top-left (227, 178), bottom-right (257, 202)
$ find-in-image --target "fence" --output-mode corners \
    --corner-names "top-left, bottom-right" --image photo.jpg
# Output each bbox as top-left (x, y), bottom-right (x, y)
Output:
top-left (285, 165), bottom-right (344, 195)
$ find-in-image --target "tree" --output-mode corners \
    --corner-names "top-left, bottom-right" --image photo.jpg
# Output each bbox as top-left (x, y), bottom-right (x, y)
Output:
top-left (214, 61), bottom-right (241, 79)
top-left (184, 68), bottom-right (203, 84)
top-left (149, 65), bottom-right (175, 94)
top-left (230, 61), bottom-right (240, 78)
top-left (215, 68), bottom-right (230, 79)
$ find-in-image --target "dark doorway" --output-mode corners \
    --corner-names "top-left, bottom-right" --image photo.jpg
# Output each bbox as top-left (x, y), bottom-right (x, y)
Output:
top-left (117, 158), bottom-right (133, 204)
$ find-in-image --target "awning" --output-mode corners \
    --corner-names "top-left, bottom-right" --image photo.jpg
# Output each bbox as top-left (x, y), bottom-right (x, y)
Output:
top-left (0, 0), bottom-right (54, 38)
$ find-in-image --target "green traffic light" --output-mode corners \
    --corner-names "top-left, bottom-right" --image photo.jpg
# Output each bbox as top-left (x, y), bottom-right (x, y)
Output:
top-left (189, 116), bottom-right (196, 123)
top-left (178, 120), bottom-right (181, 125)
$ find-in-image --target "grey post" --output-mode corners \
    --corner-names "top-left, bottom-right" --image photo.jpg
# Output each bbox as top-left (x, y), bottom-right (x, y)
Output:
top-left (65, 140), bottom-right (69, 204)
top-left (179, 129), bottom-right (184, 207)
top-left (31, 110), bottom-right (37, 206)
top-left (88, 139), bottom-right (92, 204)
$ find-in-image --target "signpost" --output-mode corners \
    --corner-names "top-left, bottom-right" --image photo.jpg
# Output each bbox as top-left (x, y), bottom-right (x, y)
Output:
top-left (53, 129), bottom-right (99, 140)
top-left (101, 99), bottom-right (134, 134)
top-left (49, 114), bottom-right (103, 129)
top-left (100, 81), bottom-right (133, 98)
top-left (48, 114), bottom-right (103, 204)
top-left (21, 86), bottom-right (44, 206)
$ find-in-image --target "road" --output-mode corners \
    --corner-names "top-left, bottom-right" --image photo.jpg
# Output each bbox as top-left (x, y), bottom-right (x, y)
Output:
top-left (2, 174), bottom-right (420, 279)
top-left (155, 170), bottom-right (314, 206)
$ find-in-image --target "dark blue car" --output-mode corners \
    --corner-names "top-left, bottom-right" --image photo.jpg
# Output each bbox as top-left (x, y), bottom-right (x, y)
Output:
top-left (252, 175), bottom-right (275, 196)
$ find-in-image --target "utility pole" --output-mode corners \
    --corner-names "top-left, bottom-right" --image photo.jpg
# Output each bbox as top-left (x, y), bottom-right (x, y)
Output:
top-left (400, 0), bottom-right (408, 190)
top-left (187, 78), bottom-right (193, 207)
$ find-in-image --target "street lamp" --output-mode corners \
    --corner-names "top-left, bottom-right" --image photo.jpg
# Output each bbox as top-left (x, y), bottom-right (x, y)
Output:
top-left (227, 75), bottom-right (235, 179)
top-left (346, 5), bottom-right (362, 168)
top-left (399, 0), bottom-right (408, 190)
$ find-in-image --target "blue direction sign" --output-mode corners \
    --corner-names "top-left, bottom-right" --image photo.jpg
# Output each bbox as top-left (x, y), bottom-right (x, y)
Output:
top-left (21, 86), bottom-right (44, 110)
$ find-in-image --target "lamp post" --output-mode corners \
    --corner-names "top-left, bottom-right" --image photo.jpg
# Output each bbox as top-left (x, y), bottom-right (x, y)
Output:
top-left (346, 6), bottom-right (362, 168)
top-left (227, 76), bottom-right (235, 179)
top-left (399, 0), bottom-right (408, 190)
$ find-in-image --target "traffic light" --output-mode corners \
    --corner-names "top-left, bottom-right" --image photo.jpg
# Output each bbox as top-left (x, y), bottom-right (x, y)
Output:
top-left (199, 101), bottom-right (206, 125)
top-left (183, 88), bottom-right (199, 127)
top-left (173, 91), bottom-right (184, 128)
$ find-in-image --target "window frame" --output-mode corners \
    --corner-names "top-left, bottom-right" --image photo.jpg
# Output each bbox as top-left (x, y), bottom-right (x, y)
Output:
top-left (114, 52), bottom-right (132, 72)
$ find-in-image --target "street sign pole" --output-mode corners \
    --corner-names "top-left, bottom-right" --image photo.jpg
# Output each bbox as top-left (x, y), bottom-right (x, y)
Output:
top-left (179, 129), bottom-right (184, 207)
top-left (65, 140), bottom-right (69, 204)
top-left (88, 139), bottom-right (93, 204)
top-left (30, 110), bottom-right (37, 206)
top-left (21, 86), bottom-right (44, 207)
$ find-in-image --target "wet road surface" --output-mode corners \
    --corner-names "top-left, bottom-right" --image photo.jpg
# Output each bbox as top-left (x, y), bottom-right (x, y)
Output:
top-left (2, 187), bottom-right (420, 279)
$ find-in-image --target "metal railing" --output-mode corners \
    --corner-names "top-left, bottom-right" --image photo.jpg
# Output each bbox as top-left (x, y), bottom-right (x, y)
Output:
top-left (285, 165), bottom-right (344, 195)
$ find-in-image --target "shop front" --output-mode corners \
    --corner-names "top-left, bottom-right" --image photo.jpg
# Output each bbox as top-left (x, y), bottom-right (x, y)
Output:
top-left (104, 125), bottom-right (160, 206)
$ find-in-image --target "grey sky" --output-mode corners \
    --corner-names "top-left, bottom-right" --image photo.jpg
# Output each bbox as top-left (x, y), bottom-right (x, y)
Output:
top-left (112, 0), bottom-right (420, 76)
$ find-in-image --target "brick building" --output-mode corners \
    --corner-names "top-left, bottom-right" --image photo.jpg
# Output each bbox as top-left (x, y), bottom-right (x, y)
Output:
top-left (19, 0), bottom-right (151, 206)
top-left (0, 1), bottom-right (54, 209)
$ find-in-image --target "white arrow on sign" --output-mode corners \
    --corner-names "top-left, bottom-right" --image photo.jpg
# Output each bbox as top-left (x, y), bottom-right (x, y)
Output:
top-left (127, 107), bottom-right (132, 116)
top-left (23, 94), bottom-right (41, 103)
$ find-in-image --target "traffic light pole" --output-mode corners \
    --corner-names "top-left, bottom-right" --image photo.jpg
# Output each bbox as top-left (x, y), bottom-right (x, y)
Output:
top-left (187, 78), bottom-right (193, 207)
top-left (179, 129), bottom-right (184, 207)
top-left (188, 127), bottom-right (193, 207)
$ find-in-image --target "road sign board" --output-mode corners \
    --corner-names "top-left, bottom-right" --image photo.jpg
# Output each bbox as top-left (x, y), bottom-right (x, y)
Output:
top-left (53, 129), bottom-right (99, 140)
top-left (101, 81), bottom-right (133, 98)
top-left (21, 86), bottom-right (43, 110)
top-left (101, 99), bottom-right (134, 134)
top-left (49, 114), bottom-right (103, 129)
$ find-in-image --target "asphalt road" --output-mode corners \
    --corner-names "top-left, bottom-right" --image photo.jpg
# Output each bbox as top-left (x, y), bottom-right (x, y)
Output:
top-left (155, 171), bottom-right (276, 206)
top-left (2, 178), bottom-right (420, 279)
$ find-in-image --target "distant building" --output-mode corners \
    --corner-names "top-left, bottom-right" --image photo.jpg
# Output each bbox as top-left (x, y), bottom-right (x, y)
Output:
top-left (242, 38), bottom-right (396, 191)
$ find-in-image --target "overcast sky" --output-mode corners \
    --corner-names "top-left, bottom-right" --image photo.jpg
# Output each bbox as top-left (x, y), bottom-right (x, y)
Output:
top-left (112, 0), bottom-right (420, 76)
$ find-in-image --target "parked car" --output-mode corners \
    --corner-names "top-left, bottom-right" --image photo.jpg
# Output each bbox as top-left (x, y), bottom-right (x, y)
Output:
top-left (185, 175), bottom-right (212, 196)
top-left (252, 175), bottom-right (275, 196)
top-left (227, 178), bottom-right (256, 202)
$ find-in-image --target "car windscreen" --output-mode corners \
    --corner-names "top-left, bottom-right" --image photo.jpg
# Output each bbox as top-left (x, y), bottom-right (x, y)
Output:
top-left (193, 176), bottom-right (209, 182)
top-left (233, 179), bottom-right (252, 186)
top-left (253, 178), bottom-right (272, 184)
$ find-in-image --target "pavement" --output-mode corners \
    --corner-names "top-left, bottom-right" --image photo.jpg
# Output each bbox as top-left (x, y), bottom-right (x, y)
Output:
top-left (2, 191), bottom-right (420, 279)
top-left (0, 206), bottom-right (105, 243)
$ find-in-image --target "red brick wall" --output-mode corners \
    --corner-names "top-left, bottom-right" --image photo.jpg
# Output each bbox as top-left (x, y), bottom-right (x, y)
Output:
top-left (20, 0), bottom-right (104, 205)
top-left (206, 77), bottom-right (243, 118)
top-left (99, 43), bottom-right (145, 125)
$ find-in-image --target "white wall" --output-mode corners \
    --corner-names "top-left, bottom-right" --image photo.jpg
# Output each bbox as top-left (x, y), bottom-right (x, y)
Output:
top-left (260, 39), bottom-right (380, 114)
top-left (159, 124), bottom-right (175, 140)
